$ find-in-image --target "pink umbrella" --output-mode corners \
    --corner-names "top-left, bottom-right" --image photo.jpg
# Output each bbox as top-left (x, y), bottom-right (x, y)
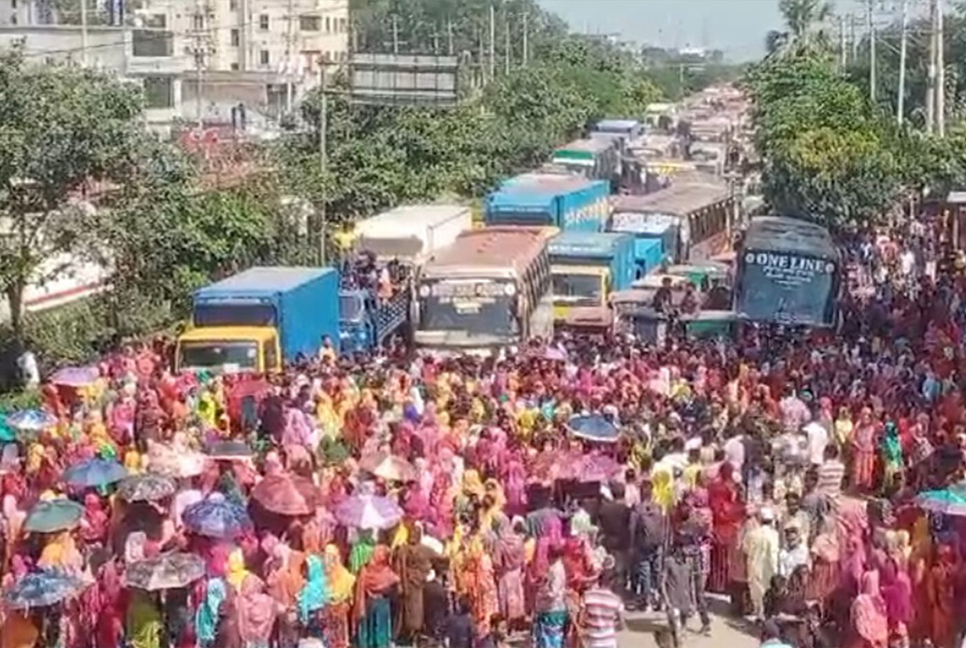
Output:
top-left (334, 493), bottom-right (403, 530)
top-left (359, 452), bottom-right (416, 482)
top-left (49, 366), bottom-right (99, 388)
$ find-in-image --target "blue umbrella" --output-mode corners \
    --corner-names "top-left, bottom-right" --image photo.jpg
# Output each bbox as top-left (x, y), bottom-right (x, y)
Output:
top-left (916, 487), bottom-right (966, 517)
top-left (6, 409), bottom-right (57, 432)
top-left (24, 499), bottom-right (84, 533)
top-left (62, 458), bottom-right (128, 488)
top-left (4, 570), bottom-right (87, 609)
top-left (183, 492), bottom-right (252, 539)
top-left (567, 414), bottom-right (620, 443)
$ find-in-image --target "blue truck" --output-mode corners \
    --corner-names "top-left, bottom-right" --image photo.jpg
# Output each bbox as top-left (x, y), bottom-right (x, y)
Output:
top-left (485, 174), bottom-right (610, 232)
top-left (548, 231), bottom-right (635, 333)
top-left (175, 267), bottom-right (341, 374)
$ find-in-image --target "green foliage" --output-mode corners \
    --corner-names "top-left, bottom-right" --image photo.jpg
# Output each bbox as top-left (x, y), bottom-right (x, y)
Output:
top-left (745, 52), bottom-right (908, 227)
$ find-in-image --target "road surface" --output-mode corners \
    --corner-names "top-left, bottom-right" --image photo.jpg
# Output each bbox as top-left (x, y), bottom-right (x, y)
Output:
top-left (618, 596), bottom-right (759, 648)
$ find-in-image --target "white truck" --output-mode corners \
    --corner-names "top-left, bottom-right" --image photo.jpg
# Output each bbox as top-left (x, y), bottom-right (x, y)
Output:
top-left (340, 204), bottom-right (472, 353)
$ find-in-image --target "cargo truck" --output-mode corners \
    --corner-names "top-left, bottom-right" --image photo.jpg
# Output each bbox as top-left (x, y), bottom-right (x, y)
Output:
top-left (340, 205), bottom-right (471, 354)
top-left (548, 231), bottom-right (635, 333)
top-left (485, 174), bottom-right (609, 232)
top-left (551, 138), bottom-right (622, 191)
top-left (175, 267), bottom-right (340, 374)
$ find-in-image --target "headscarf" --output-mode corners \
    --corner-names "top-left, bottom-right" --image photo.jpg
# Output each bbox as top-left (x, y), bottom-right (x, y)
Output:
top-left (225, 548), bottom-right (250, 591)
top-left (81, 493), bottom-right (108, 543)
top-left (195, 578), bottom-right (226, 646)
top-left (354, 545), bottom-right (399, 620)
top-left (851, 570), bottom-right (888, 646)
top-left (297, 554), bottom-right (328, 624)
top-left (237, 573), bottom-right (276, 646)
top-left (461, 469), bottom-right (485, 499)
top-left (651, 466), bottom-right (674, 513)
top-left (349, 530), bottom-right (375, 574)
top-left (38, 530), bottom-right (82, 573)
top-left (879, 560), bottom-right (912, 626)
top-left (324, 544), bottom-right (356, 604)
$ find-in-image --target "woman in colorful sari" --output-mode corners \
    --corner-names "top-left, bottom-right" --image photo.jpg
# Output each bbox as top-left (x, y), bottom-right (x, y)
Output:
top-left (928, 544), bottom-right (959, 648)
top-left (236, 574), bottom-right (276, 648)
top-left (297, 554), bottom-right (328, 638)
top-left (126, 590), bottom-right (163, 648)
top-left (707, 462), bottom-right (742, 594)
top-left (533, 543), bottom-right (567, 648)
top-left (322, 544), bottom-right (355, 648)
top-left (494, 517), bottom-right (527, 625)
top-left (394, 524), bottom-right (435, 642)
top-left (849, 570), bottom-right (888, 648)
top-left (807, 516), bottom-right (841, 606)
top-left (93, 560), bottom-right (125, 648)
top-left (354, 545), bottom-right (399, 648)
top-left (37, 530), bottom-right (83, 575)
top-left (879, 559), bottom-right (911, 647)
top-left (851, 408), bottom-right (878, 492)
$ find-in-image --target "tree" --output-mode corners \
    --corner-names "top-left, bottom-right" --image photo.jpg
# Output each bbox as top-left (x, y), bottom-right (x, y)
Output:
top-left (0, 47), bottom-right (145, 341)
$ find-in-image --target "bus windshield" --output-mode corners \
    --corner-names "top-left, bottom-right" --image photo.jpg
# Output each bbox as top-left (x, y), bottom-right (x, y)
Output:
top-left (734, 253), bottom-right (837, 326)
top-left (418, 280), bottom-right (519, 336)
top-left (553, 273), bottom-right (602, 307)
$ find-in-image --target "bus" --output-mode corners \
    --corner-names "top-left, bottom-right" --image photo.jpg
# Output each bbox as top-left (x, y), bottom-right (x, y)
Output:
top-left (733, 216), bottom-right (841, 327)
top-left (414, 227), bottom-right (555, 356)
top-left (610, 181), bottom-right (734, 263)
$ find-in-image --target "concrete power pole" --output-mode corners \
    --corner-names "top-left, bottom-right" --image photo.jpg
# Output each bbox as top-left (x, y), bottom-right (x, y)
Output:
top-left (926, 0), bottom-right (937, 134)
top-left (80, 0), bottom-right (88, 65)
top-left (868, 0), bottom-right (876, 107)
top-left (838, 15), bottom-right (846, 70)
top-left (897, 0), bottom-right (908, 125)
top-left (522, 9), bottom-right (528, 66)
top-left (504, 9), bottom-right (510, 74)
top-left (392, 15), bottom-right (399, 54)
top-left (937, 0), bottom-right (945, 136)
top-left (489, 4), bottom-right (496, 80)
top-left (189, 0), bottom-right (213, 131)
top-left (318, 61), bottom-right (328, 265)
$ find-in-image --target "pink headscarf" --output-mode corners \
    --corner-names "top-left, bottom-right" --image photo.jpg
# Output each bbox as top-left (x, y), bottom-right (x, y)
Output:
top-left (236, 574), bottom-right (277, 645)
top-left (852, 570), bottom-right (888, 646)
top-left (879, 560), bottom-right (912, 626)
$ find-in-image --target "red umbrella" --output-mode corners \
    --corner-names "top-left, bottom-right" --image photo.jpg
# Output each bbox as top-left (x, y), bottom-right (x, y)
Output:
top-left (251, 473), bottom-right (319, 516)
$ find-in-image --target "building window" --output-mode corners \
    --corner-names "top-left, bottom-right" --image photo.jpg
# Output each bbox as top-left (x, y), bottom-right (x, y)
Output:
top-left (230, 62), bottom-right (239, 70)
top-left (325, 16), bottom-right (330, 32)
top-left (192, 14), bottom-right (204, 30)
top-left (338, 17), bottom-right (346, 32)
top-left (10, 0), bottom-right (16, 9)
top-left (259, 49), bottom-right (269, 65)
top-left (9, 13), bottom-right (15, 23)
top-left (133, 29), bottom-right (174, 56)
top-left (258, 14), bottom-right (268, 30)
top-left (299, 15), bottom-right (319, 31)
top-left (230, 28), bottom-right (239, 46)
top-left (143, 76), bottom-right (174, 109)
top-left (228, 0), bottom-right (237, 9)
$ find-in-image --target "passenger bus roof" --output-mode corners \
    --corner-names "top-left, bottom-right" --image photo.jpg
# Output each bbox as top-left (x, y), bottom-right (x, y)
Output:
top-left (422, 227), bottom-right (551, 280)
top-left (555, 138), bottom-right (614, 154)
top-left (612, 182), bottom-right (730, 216)
top-left (594, 119), bottom-right (640, 132)
top-left (742, 216), bottom-right (838, 259)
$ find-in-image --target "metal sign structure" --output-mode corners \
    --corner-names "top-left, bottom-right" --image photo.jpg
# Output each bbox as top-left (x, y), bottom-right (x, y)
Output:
top-left (347, 53), bottom-right (461, 107)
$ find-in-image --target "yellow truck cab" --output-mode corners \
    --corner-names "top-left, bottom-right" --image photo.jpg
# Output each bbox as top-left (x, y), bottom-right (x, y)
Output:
top-left (176, 326), bottom-right (281, 374)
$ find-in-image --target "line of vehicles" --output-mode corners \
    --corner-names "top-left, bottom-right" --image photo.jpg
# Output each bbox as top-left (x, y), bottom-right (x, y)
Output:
top-left (173, 104), bottom-right (843, 374)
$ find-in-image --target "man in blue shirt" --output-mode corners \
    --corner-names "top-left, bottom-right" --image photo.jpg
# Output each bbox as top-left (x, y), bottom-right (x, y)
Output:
top-left (759, 619), bottom-right (794, 648)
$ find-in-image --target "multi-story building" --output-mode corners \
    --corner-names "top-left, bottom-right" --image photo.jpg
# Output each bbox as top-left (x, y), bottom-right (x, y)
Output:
top-left (0, 0), bottom-right (349, 134)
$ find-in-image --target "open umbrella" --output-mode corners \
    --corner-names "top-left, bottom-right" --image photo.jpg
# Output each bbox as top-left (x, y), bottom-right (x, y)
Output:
top-left (567, 414), bottom-right (620, 443)
top-left (148, 444), bottom-right (206, 478)
top-left (4, 570), bottom-right (88, 609)
top-left (334, 493), bottom-right (403, 530)
top-left (916, 487), bottom-right (966, 516)
top-left (183, 493), bottom-right (252, 539)
top-left (118, 474), bottom-right (177, 502)
top-left (124, 552), bottom-right (205, 591)
top-left (24, 499), bottom-right (84, 533)
top-left (251, 473), bottom-right (319, 516)
top-left (206, 440), bottom-right (253, 461)
top-left (63, 458), bottom-right (127, 488)
top-left (6, 409), bottom-right (57, 432)
top-left (49, 366), bottom-right (100, 388)
top-left (359, 452), bottom-right (416, 482)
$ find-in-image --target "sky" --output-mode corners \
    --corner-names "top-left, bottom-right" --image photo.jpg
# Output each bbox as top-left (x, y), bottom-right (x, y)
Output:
top-left (535, 0), bottom-right (797, 62)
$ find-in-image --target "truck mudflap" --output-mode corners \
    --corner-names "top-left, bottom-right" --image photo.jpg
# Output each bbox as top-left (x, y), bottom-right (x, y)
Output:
top-left (558, 306), bottom-right (613, 333)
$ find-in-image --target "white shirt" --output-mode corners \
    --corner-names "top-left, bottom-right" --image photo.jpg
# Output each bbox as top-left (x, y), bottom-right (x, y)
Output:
top-left (17, 351), bottom-right (39, 387)
top-left (723, 435), bottom-right (745, 471)
top-left (778, 542), bottom-right (810, 577)
top-left (804, 422), bottom-right (829, 466)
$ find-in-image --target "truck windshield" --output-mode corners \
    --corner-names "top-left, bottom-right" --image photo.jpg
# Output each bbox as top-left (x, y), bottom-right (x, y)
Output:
top-left (418, 280), bottom-right (518, 336)
top-left (179, 341), bottom-right (259, 371)
top-left (552, 274), bottom-right (603, 307)
top-left (339, 293), bottom-right (365, 322)
top-left (486, 211), bottom-right (553, 227)
top-left (194, 303), bottom-right (277, 328)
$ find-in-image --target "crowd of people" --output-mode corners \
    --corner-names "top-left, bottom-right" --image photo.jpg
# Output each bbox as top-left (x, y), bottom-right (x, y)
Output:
top-left (0, 222), bottom-right (964, 648)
